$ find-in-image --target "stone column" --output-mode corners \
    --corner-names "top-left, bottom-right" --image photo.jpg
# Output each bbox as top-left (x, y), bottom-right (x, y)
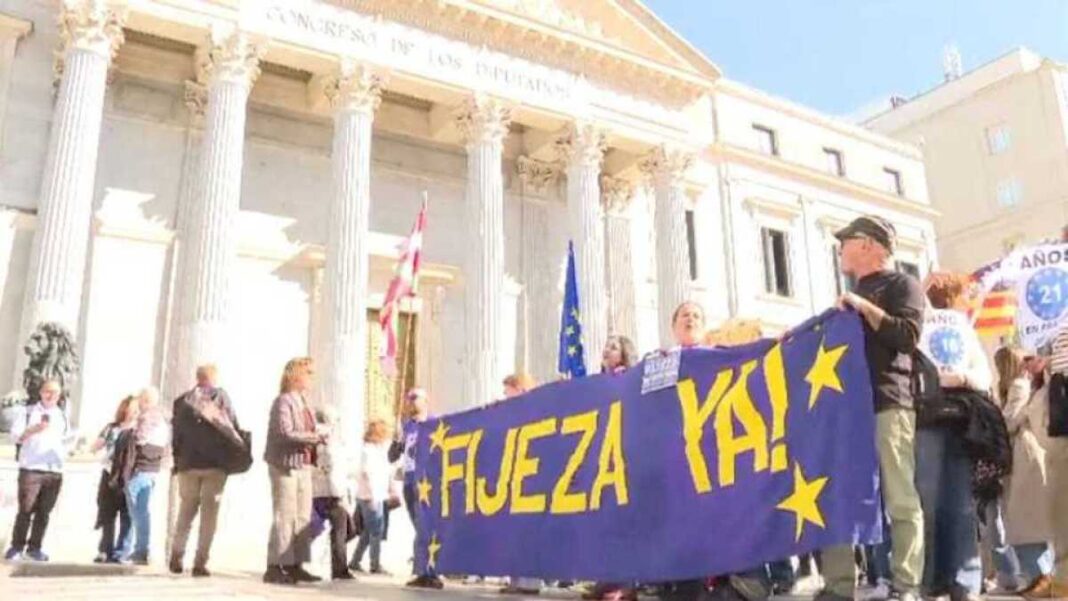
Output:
top-left (320, 60), bottom-right (383, 448)
top-left (557, 123), bottom-right (608, 365)
top-left (455, 95), bottom-right (511, 407)
top-left (172, 29), bottom-right (263, 381)
top-left (18, 1), bottom-right (125, 345)
top-left (641, 145), bottom-right (695, 348)
top-left (601, 175), bottom-right (637, 344)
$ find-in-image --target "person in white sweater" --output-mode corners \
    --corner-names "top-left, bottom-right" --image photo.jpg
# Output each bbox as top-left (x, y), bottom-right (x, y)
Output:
top-left (5, 380), bottom-right (75, 562)
top-left (914, 273), bottom-right (993, 601)
top-left (349, 419), bottom-right (393, 575)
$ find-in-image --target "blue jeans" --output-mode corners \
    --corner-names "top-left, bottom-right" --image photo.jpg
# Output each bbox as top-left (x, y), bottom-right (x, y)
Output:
top-left (865, 541), bottom-right (893, 585)
top-left (916, 427), bottom-right (982, 595)
top-left (1015, 543), bottom-right (1054, 584)
top-left (125, 472), bottom-right (156, 560)
top-left (984, 501), bottom-right (1021, 588)
top-left (352, 499), bottom-right (384, 571)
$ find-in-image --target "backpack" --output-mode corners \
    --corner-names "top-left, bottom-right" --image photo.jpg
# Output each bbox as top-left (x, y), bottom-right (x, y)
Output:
top-left (958, 388), bottom-right (1013, 511)
top-left (912, 351), bottom-right (968, 427)
top-left (1048, 372), bottom-right (1068, 437)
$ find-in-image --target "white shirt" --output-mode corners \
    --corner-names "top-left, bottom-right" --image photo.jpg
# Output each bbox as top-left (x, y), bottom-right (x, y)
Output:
top-left (10, 403), bottom-right (72, 473)
top-left (356, 441), bottom-right (392, 504)
top-left (918, 308), bottom-right (993, 391)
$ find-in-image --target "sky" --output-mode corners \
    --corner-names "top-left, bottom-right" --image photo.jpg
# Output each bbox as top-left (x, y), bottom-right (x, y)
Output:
top-left (641, 0), bottom-right (1068, 121)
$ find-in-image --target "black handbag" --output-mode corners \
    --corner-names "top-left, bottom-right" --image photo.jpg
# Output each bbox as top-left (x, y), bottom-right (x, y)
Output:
top-left (221, 429), bottom-right (253, 475)
top-left (913, 351), bottom-right (968, 427)
top-left (1049, 372), bottom-right (1068, 437)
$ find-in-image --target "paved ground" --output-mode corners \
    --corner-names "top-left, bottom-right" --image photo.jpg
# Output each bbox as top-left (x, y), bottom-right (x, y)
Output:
top-left (0, 563), bottom-right (1028, 601)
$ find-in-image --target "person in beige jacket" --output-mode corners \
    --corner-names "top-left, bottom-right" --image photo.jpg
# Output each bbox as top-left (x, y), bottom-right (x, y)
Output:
top-left (995, 348), bottom-right (1054, 597)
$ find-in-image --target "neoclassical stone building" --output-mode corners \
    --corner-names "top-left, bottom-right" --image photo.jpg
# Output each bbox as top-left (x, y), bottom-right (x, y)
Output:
top-left (0, 0), bottom-right (938, 566)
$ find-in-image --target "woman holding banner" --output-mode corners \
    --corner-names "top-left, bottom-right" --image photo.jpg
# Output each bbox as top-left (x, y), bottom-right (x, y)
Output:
top-left (500, 373), bottom-right (545, 596)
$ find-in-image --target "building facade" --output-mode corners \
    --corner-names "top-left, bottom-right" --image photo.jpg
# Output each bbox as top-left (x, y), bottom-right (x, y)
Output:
top-left (0, 0), bottom-right (936, 567)
top-left (866, 47), bottom-right (1068, 272)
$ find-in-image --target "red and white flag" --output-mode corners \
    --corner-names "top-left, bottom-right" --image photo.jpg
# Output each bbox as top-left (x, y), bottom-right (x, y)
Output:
top-left (379, 195), bottom-right (427, 375)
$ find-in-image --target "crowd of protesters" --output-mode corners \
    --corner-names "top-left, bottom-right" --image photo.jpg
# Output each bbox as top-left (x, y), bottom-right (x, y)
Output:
top-left (4, 213), bottom-right (1068, 601)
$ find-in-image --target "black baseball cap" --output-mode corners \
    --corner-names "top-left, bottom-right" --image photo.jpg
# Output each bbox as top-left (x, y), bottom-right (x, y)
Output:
top-left (834, 215), bottom-right (897, 253)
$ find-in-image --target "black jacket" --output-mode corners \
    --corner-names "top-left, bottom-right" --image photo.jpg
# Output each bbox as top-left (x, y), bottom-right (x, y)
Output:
top-left (172, 387), bottom-right (243, 472)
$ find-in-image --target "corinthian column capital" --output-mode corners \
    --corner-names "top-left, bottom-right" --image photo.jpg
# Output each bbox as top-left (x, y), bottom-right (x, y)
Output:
top-left (640, 144), bottom-right (695, 188)
top-left (58, 0), bottom-right (127, 60)
top-left (455, 94), bottom-right (512, 146)
top-left (556, 122), bottom-right (607, 168)
top-left (600, 175), bottom-right (635, 215)
top-left (516, 156), bottom-right (563, 192)
top-left (195, 28), bottom-right (266, 88)
top-left (324, 59), bottom-right (386, 114)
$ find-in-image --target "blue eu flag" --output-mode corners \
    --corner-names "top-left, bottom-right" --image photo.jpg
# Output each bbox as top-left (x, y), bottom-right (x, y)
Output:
top-left (558, 241), bottom-right (587, 378)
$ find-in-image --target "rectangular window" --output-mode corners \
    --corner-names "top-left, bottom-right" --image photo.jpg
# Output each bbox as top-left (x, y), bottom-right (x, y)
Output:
top-left (685, 209), bottom-right (698, 281)
top-left (986, 124), bottom-right (1012, 155)
top-left (753, 124), bottom-right (779, 156)
top-left (823, 148), bottom-right (845, 176)
top-left (761, 227), bottom-right (793, 297)
top-left (883, 168), bottom-right (904, 196)
top-left (896, 261), bottom-right (920, 280)
top-left (996, 178), bottom-right (1022, 207)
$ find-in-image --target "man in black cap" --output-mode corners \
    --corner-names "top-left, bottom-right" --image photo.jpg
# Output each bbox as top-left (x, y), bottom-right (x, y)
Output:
top-left (817, 215), bottom-right (925, 601)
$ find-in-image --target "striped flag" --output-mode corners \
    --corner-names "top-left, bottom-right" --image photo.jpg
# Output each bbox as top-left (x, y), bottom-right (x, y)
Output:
top-left (968, 258), bottom-right (1017, 339)
top-left (379, 195), bottom-right (427, 376)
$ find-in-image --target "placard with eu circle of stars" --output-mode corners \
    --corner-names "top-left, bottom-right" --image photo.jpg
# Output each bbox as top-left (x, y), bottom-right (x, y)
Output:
top-left (410, 309), bottom-right (883, 583)
top-left (1025, 266), bottom-right (1068, 322)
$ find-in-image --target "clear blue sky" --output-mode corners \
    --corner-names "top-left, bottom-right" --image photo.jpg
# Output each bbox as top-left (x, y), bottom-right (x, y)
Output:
top-left (642, 0), bottom-right (1068, 120)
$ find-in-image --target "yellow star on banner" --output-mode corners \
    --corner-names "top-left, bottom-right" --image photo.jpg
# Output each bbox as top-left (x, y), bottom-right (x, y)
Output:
top-left (427, 533), bottom-right (442, 570)
top-left (429, 420), bottom-right (450, 453)
top-left (417, 475), bottom-right (433, 506)
top-left (805, 340), bottom-right (848, 409)
top-left (776, 463), bottom-right (830, 542)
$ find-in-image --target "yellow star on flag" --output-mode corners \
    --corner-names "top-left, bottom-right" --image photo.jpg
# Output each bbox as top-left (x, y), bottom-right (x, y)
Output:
top-left (429, 420), bottom-right (450, 453)
top-left (567, 345), bottom-right (577, 357)
top-left (417, 475), bottom-right (433, 506)
top-left (566, 325), bottom-right (575, 336)
top-left (776, 463), bottom-right (830, 542)
top-left (570, 308), bottom-right (580, 320)
top-left (427, 533), bottom-right (442, 570)
top-left (805, 340), bottom-right (848, 409)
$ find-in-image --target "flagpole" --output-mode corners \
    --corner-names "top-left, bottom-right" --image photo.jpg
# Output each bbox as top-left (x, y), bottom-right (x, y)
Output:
top-left (395, 298), bottom-right (416, 428)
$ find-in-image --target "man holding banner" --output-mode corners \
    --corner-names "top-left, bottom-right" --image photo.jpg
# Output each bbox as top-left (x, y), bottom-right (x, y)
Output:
top-left (826, 216), bottom-right (926, 601)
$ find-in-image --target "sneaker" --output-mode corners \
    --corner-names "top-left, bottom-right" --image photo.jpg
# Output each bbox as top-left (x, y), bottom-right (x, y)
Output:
top-left (93, 552), bottom-right (108, 564)
top-left (793, 574), bottom-right (827, 596)
top-left (862, 580), bottom-right (892, 601)
top-left (886, 589), bottom-right (920, 601)
top-left (263, 565), bottom-right (296, 585)
top-left (4, 548), bottom-right (22, 561)
top-left (23, 550), bottom-right (49, 562)
top-left (464, 575), bottom-right (485, 585)
top-left (191, 566), bottom-right (210, 578)
top-left (289, 565), bottom-right (322, 583)
top-left (408, 575), bottom-right (446, 590)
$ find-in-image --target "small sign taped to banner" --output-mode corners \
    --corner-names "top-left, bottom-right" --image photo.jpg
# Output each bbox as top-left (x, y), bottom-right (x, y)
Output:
top-left (641, 349), bottom-right (681, 395)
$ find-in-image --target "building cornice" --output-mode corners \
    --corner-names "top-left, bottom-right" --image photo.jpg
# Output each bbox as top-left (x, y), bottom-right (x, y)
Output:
top-left (710, 142), bottom-right (940, 218)
top-left (716, 79), bottom-right (923, 160)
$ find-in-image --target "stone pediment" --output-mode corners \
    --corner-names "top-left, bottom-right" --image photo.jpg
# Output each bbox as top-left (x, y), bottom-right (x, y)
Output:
top-left (471, 0), bottom-right (720, 79)
top-left (322, 0), bottom-right (719, 102)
